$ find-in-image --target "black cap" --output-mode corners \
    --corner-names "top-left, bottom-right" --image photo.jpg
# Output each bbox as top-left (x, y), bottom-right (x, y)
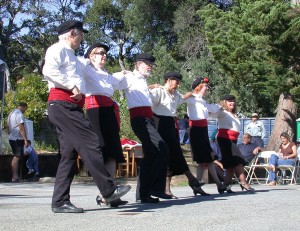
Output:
top-left (163, 71), bottom-right (182, 81)
top-left (135, 53), bottom-right (155, 65)
top-left (192, 77), bottom-right (210, 90)
top-left (221, 94), bottom-right (236, 101)
top-left (57, 20), bottom-right (88, 35)
top-left (84, 43), bottom-right (110, 58)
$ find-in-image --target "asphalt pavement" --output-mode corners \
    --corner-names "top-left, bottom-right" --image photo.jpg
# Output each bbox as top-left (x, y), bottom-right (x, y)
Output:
top-left (0, 179), bottom-right (300, 231)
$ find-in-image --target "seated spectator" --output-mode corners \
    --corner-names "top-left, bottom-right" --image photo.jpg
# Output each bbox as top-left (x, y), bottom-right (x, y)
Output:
top-left (24, 140), bottom-right (39, 182)
top-left (267, 132), bottom-right (297, 186)
top-left (238, 133), bottom-right (263, 163)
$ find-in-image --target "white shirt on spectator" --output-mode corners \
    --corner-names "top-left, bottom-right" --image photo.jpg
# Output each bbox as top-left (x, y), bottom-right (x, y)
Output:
top-left (42, 40), bottom-right (86, 93)
top-left (7, 109), bottom-right (26, 140)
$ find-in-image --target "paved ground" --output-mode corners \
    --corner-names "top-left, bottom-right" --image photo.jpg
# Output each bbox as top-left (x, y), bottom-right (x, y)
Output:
top-left (0, 179), bottom-right (300, 231)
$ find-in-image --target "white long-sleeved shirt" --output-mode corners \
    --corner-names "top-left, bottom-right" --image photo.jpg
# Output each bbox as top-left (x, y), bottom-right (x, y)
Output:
top-left (186, 94), bottom-right (220, 120)
top-left (150, 87), bottom-right (184, 117)
top-left (79, 59), bottom-right (128, 97)
top-left (42, 40), bottom-right (85, 93)
top-left (215, 110), bottom-right (241, 132)
top-left (123, 70), bottom-right (152, 109)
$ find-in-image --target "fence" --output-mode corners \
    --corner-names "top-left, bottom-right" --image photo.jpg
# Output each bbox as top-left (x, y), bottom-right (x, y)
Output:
top-left (208, 118), bottom-right (275, 146)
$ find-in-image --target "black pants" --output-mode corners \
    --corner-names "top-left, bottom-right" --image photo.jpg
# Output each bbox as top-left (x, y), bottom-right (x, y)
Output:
top-left (131, 117), bottom-right (169, 198)
top-left (154, 115), bottom-right (189, 176)
top-left (48, 101), bottom-right (116, 207)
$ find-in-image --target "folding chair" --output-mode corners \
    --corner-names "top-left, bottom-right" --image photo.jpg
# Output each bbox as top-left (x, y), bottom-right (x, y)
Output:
top-left (276, 152), bottom-right (300, 185)
top-left (248, 151), bottom-right (276, 184)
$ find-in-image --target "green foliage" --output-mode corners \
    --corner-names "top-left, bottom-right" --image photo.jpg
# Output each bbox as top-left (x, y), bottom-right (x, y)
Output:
top-left (4, 73), bottom-right (48, 133)
top-left (199, 0), bottom-right (300, 116)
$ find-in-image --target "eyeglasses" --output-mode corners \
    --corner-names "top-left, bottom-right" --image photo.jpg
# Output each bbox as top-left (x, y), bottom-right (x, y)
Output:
top-left (94, 51), bottom-right (107, 56)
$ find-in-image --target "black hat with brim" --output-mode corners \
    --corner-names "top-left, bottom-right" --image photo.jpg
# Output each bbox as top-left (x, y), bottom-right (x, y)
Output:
top-left (57, 20), bottom-right (88, 35)
top-left (221, 94), bottom-right (236, 101)
top-left (192, 77), bottom-right (211, 90)
top-left (135, 53), bottom-right (155, 65)
top-left (84, 43), bottom-right (110, 58)
top-left (163, 71), bottom-right (182, 81)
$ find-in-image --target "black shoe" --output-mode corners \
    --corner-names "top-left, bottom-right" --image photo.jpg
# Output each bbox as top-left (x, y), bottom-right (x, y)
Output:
top-left (150, 191), bottom-right (173, 199)
top-left (52, 202), bottom-right (84, 213)
top-left (140, 196), bottom-right (160, 203)
top-left (29, 174), bottom-right (40, 182)
top-left (192, 186), bottom-right (210, 196)
top-left (103, 185), bottom-right (131, 203)
top-left (217, 184), bottom-right (227, 194)
top-left (110, 198), bottom-right (128, 207)
top-left (96, 196), bottom-right (128, 208)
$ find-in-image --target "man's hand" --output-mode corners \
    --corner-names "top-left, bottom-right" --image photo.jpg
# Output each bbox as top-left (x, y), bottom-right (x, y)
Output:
top-left (183, 92), bottom-right (193, 100)
top-left (70, 86), bottom-right (82, 101)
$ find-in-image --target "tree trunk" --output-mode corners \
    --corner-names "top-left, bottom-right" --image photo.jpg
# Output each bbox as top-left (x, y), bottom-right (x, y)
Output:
top-left (266, 93), bottom-right (298, 151)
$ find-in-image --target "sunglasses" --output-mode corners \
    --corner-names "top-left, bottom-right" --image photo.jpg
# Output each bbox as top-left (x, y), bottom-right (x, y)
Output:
top-left (94, 51), bottom-right (107, 56)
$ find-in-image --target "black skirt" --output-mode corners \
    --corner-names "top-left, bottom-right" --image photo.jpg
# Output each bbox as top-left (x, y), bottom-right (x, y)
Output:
top-left (86, 107), bottom-right (125, 163)
top-left (154, 115), bottom-right (189, 176)
top-left (190, 126), bottom-right (213, 164)
top-left (217, 137), bottom-right (247, 169)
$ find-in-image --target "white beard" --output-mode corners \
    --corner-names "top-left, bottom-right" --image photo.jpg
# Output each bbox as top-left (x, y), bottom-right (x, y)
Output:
top-left (140, 69), bottom-right (151, 78)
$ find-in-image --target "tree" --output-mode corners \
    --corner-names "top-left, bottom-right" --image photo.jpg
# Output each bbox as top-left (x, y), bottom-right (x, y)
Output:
top-left (199, 0), bottom-right (300, 116)
top-left (4, 73), bottom-right (48, 133)
top-left (0, 0), bottom-right (88, 86)
top-left (266, 93), bottom-right (298, 151)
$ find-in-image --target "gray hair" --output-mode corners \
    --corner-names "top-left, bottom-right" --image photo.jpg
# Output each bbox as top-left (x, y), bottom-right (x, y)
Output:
top-left (58, 28), bottom-right (81, 40)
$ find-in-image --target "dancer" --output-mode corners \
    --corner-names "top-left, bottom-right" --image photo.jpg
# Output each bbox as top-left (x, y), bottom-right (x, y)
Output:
top-left (150, 71), bottom-right (207, 198)
top-left (43, 20), bottom-right (130, 213)
top-left (186, 77), bottom-right (225, 194)
top-left (81, 43), bottom-right (128, 207)
top-left (122, 53), bottom-right (169, 203)
top-left (214, 94), bottom-right (254, 192)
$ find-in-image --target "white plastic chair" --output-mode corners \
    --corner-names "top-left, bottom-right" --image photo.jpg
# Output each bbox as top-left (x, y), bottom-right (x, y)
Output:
top-left (248, 151), bottom-right (276, 184)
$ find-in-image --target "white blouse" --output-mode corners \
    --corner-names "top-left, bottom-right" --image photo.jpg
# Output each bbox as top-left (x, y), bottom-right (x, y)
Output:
top-left (186, 94), bottom-right (220, 120)
top-left (80, 61), bottom-right (128, 97)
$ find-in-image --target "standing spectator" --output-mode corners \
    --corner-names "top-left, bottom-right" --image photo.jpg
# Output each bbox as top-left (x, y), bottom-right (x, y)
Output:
top-left (149, 71), bottom-right (206, 198)
top-left (42, 20), bottom-right (130, 213)
top-left (122, 54), bottom-right (169, 203)
top-left (24, 140), bottom-right (39, 182)
top-left (80, 42), bottom-right (128, 207)
top-left (238, 133), bottom-right (263, 163)
top-left (7, 102), bottom-right (28, 182)
top-left (214, 95), bottom-right (254, 192)
top-left (245, 113), bottom-right (266, 148)
top-left (178, 114), bottom-right (189, 144)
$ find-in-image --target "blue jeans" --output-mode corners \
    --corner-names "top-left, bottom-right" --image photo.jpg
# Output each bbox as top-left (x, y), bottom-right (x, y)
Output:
top-left (179, 130), bottom-right (186, 144)
top-left (26, 154), bottom-right (39, 174)
top-left (268, 154), bottom-right (295, 181)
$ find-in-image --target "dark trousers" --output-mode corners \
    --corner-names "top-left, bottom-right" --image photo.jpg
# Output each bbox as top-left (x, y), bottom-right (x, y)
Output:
top-left (47, 101), bottom-right (116, 207)
top-left (131, 117), bottom-right (169, 198)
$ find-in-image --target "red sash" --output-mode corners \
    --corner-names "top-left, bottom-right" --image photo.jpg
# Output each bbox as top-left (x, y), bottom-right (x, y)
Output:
top-left (217, 129), bottom-right (240, 141)
top-left (189, 119), bottom-right (208, 127)
top-left (48, 88), bottom-right (85, 108)
top-left (129, 107), bottom-right (153, 119)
